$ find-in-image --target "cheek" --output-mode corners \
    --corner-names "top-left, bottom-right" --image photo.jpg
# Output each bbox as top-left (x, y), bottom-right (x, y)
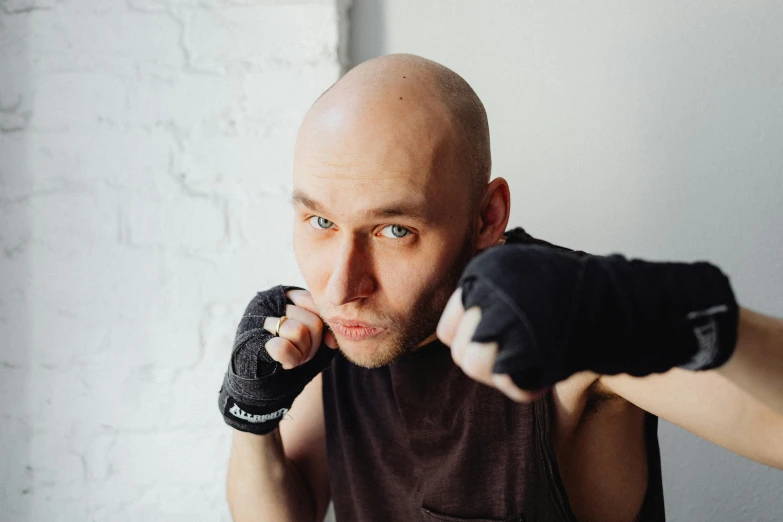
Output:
top-left (376, 248), bottom-right (452, 304)
top-left (293, 231), bottom-right (329, 289)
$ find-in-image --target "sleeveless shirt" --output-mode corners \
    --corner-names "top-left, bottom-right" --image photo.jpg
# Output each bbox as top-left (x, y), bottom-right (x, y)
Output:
top-left (322, 227), bottom-right (665, 522)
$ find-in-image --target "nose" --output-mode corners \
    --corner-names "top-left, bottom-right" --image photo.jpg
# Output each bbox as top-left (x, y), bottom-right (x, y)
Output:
top-left (325, 234), bottom-right (376, 306)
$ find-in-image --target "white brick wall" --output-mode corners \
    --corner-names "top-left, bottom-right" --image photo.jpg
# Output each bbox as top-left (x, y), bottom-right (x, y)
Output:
top-left (0, 1), bottom-right (343, 520)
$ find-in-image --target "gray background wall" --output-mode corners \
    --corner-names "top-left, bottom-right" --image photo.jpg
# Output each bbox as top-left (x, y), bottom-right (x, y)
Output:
top-left (350, 1), bottom-right (783, 521)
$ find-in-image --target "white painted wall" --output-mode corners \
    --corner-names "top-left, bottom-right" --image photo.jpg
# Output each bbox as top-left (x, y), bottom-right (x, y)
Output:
top-left (349, 1), bottom-right (783, 520)
top-left (0, 1), bottom-right (342, 520)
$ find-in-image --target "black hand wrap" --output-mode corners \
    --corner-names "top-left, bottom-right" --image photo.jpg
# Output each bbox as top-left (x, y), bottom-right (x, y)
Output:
top-left (218, 285), bottom-right (335, 435)
top-left (459, 244), bottom-right (739, 390)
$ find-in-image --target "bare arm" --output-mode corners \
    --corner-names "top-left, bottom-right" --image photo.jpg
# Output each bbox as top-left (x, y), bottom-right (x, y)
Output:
top-left (227, 429), bottom-right (316, 522)
top-left (226, 374), bottom-right (330, 522)
top-left (600, 365), bottom-right (783, 470)
top-left (716, 307), bottom-right (783, 416)
top-left (583, 307), bottom-right (783, 470)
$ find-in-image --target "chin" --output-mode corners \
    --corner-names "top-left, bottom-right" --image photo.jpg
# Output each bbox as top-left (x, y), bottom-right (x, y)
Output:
top-left (337, 337), bottom-right (408, 369)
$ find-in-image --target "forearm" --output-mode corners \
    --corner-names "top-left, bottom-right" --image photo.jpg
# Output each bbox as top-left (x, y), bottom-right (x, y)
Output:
top-left (717, 307), bottom-right (783, 416)
top-left (226, 428), bottom-right (316, 522)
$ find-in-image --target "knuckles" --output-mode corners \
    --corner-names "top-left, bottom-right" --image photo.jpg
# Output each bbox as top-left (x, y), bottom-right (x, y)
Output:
top-left (292, 322), bottom-right (309, 341)
top-left (460, 364), bottom-right (484, 381)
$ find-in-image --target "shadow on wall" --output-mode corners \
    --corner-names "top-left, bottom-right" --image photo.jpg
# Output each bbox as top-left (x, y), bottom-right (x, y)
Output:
top-left (0, 8), bottom-right (32, 521)
top-left (348, 0), bottom-right (386, 67)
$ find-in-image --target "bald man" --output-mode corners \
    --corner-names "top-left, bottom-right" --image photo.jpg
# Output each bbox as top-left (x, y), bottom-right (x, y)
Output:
top-left (219, 54), bottom-right (783, 522)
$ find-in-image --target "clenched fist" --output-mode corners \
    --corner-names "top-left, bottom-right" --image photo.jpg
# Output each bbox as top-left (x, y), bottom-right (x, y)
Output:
top-left (437, 243), bottom-right (738, 402)
top-left (437, 287), bottom-right (548, 402)
top-left (218, 285), bottom-right (338, 435)
top-left (261, 288), bottom-right (338, 370)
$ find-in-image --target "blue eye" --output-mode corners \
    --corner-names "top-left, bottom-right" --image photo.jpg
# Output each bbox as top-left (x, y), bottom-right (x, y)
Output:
top-left (380, 224), bottom-right (410, 238)
top-left (308, 216), bottom-right (334, 229)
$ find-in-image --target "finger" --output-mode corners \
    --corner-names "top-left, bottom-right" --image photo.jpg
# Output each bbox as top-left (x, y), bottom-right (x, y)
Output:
top-left (491, 374), bottom-right (548, 403)
top-left (286, 288), bottom-right (317, 314)
top-left (461, 340), bottom-right (498, 387)
top-left (323, 326), bottom-right (339, 349)
top-left (263, 316), bottom-right (311, 366)
top-left (264, 336), bottom-right (303, 370)
top-left (436, 287), bottom-right (465, 347)
top-left (285, 289), bottom-right (333, 357)
top-left (284, 304), bottom-right (322, 362)
top-left (449, 305), bottom-right (481, 367)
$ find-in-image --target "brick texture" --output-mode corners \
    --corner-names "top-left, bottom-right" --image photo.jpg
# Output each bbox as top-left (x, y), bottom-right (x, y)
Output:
top-left (0, 1), bottom-right (343, 520)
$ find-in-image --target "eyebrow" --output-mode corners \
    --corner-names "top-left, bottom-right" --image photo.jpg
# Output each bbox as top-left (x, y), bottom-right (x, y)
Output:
top-left (290, 189), bottom-right (429, 222)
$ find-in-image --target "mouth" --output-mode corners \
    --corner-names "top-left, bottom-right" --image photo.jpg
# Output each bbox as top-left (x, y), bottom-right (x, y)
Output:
top-left (327, 319), bottom-right (386, 341)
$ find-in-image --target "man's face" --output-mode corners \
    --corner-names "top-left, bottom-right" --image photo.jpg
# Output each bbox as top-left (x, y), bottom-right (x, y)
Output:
top-left (291, 102), bottom-right (477, 368)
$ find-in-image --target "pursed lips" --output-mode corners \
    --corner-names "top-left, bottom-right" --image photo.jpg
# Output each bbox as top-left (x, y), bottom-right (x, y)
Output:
top-left (327, 317), bottom-right (386, 340)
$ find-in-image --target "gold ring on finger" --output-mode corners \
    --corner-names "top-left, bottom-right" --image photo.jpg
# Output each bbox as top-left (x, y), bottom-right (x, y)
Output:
top-left (273, 316), bottom-right (288, 337)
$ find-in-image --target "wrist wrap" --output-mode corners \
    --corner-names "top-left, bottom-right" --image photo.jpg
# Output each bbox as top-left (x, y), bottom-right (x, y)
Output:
top-left (459, 245), bottom-right (739, 390)
top-left (218, 285), bottom-right (335, 435)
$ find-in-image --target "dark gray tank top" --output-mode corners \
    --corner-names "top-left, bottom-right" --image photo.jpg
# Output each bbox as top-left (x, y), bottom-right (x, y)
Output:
top-left (322, 227), bottom-right (665, 521)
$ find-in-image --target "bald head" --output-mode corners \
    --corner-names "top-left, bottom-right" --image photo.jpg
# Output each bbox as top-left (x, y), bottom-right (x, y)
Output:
top-left (301, 54), bottom-right (491, 211)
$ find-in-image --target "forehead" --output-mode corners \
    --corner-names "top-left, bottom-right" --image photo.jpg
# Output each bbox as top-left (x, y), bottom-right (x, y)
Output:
top-left (291, 185), bottom-right (431, 223)
top-left (291, 90), bottom-right (471, 224)
top-left (293, 133), bottom-right (455, 223)
top-left (291, 162), bottom-right (435, 224)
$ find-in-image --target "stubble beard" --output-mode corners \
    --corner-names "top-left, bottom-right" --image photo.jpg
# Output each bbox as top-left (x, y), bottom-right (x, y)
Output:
top-left (337, 223), bottom-right (477, 369)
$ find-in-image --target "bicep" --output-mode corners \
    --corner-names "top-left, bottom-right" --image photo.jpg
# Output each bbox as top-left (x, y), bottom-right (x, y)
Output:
top-left (279, 373), bottom-right (331, 521)
top-left (599, 367), bottom-right (783, 470)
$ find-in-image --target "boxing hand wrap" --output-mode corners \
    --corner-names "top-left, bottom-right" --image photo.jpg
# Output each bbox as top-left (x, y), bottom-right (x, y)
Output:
top-left (218, 285), bottom-right (335, 435)
top-left (459, 245), bottom-right (739, 390)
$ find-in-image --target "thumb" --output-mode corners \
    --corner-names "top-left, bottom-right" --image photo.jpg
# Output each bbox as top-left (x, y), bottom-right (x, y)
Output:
top-left (437, 287), bottom-right (465, 347)
top-left (323, 327), bottom-right (339, 349)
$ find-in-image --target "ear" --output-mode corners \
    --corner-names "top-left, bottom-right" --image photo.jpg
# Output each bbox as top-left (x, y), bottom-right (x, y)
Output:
top-left (475, 177), bottom-right (511, 251)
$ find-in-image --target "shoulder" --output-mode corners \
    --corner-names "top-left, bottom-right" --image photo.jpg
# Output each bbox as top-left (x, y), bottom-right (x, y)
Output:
top-left (502, 226), bottom-right (590, 257)
top-left (551, 370), bottom-right (636, 434)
